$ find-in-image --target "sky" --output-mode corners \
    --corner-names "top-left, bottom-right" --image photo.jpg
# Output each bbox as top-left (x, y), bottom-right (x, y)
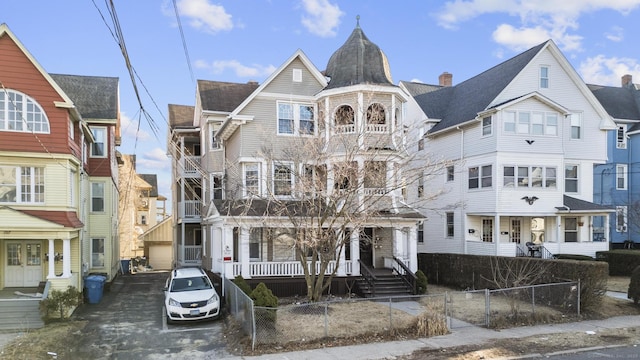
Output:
top-left (3, 0), bottom-right (640, 210)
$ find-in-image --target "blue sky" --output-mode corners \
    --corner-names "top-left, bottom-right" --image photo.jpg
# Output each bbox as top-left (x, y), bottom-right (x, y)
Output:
top-left (3, 0), bottom-right (640, 208)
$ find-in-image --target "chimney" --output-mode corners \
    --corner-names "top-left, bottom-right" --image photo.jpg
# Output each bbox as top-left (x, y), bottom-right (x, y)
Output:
top-left (247, 80), bottom-right (258, 85)
top-left (622, 74), bottom-right (633, 88)
top-left (439, 72), bottom-right (452, 87)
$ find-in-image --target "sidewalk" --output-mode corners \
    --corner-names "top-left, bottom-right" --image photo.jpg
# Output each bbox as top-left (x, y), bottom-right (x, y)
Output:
top-left (226, 314), bottom-right (640, 360)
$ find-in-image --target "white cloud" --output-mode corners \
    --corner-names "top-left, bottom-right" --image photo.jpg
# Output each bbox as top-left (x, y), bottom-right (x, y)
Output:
top-left (300, 0), bottom-right (344, 37)
top-left (605, 26), bottom-right (624, 42)
top-left (435, 0), bottom-right (640, 52)
top-left (171, 0), bottom-right (233, 33)
top-left (195, 59), bottom-right (276, 78)
top-left (579, 55), bottom-right (640, 86)
top-left (120, 113), bottom-right (151, 143)
top-left (137, 147), bottom-right (171, 171)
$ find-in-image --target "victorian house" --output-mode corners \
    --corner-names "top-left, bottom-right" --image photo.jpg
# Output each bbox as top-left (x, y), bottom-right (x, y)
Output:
top-left (169, 22), bottom-right (422, 291)
top-left (402, 39), bottom-right (616, 259)
top-left (0, 24), bottom-right (120, 298)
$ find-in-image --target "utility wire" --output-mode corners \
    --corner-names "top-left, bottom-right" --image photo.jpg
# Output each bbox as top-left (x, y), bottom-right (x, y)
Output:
top-left (172, 0), bottom-right (195, 84)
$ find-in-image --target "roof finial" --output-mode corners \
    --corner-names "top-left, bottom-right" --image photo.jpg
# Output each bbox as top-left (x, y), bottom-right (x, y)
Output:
top-left (356, 15), bottom-right (360, 28)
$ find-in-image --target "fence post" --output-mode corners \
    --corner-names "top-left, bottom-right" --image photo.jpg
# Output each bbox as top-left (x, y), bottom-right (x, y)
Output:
top-left (324, 301), bottom-right (329, 338)
top-left (531, 286), bottom-right (536, 315)
top-left (445, 292), bottom-right (450, 329)
top-left (485, 288), bottom-right (490, 327)
top-left (577, 279), bottom-right (581, 316)
top-left (251, 301), bottom-right (256, 351)
top-left (388, 297), bottom-right (393, 330)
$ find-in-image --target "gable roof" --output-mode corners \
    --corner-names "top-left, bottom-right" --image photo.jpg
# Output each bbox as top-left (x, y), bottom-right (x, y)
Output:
top-left (0, 24), bottom-right (78, 115)
top-left (411, 41), bottom-right (547, 133)
top-left (197, 80), bottom-right (259, 113)
top-left (138, 174), bottom-right (158, 197)
top-left (50, 74), bottom-right (119, 120)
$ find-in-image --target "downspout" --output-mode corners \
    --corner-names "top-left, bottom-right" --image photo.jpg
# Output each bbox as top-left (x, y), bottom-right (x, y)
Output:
top-left (457, 126), bottom-right (466, 254)
top-left (627, 134), bottom-right (631, 244)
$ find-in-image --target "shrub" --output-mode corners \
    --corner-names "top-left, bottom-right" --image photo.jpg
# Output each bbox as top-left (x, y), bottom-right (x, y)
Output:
top-left (233, 275), bottom-right (252, 296)
top-left (554, 254), bottom-right (594, 261)
top-left (415, 270), bottom-right (428, 294)
top-left (40, 286), bottom-right (83, 321)
top-left (251, 282), bottom-right (279, 323)
top-left (596, 250), bottom-right (640, 275)
top-left (629, 265), bottom-right (640, 305)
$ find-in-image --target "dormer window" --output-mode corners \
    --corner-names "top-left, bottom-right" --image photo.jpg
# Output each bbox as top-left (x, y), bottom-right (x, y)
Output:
top-left (482, 116), bottom-right (492, 136)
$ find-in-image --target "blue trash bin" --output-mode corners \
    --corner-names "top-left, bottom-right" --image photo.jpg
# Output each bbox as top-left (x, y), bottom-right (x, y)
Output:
top-left (85, 275), bottom-right (106, 304)
top-left (121, 259), bottom-right (130, 274)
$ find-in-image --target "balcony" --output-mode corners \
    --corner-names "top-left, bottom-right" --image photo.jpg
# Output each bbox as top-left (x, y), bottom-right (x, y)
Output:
top-left (178, 200), bottom-right (202, 220)
top-left (180, 156), bottom-right (202, 178)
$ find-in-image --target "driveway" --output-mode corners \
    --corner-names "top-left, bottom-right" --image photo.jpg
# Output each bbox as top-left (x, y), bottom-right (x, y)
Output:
top-left (71, 271), bottom-right (230, 359)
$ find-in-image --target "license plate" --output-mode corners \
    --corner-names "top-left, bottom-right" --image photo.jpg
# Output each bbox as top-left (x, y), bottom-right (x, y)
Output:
top-left (190, 309), bottom-right (200, 316)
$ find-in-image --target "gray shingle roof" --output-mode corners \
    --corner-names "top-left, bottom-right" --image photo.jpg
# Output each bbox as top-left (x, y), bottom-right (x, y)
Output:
top-left (557, 195), bottom-right (614, 212)
top-left (168, 104), bottom-right (195, 128)
top-left (197, 80), bottom-right (259, 112)
top-left (324, 24), bottom-right (394, 90)
top-left (587, 84), bottom-right (640, 121)
top-left (50, 74), bottom-right (119, 119)
top-left (138, 174), bottom-right (158, 197)
top-left (409, 41), bottom-right (548, 133)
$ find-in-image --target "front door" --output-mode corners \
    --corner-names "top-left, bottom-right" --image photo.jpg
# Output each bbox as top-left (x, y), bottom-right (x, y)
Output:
top-left (5, 242), bottom-right (42, 287)
top-left (359, 228), bottom-right (374, 267)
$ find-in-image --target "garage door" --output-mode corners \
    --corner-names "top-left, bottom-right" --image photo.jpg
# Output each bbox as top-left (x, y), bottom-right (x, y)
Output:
top-left (149, 245), bottom-right (172, 270)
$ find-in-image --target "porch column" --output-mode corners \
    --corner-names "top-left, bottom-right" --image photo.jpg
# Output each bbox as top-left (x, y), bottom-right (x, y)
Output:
top-left (239, 226), bottom-right (251, 278)
top-left (351, 228), bottom-right (360, 275)
top-left (556, 215), bottom-right (562, 243)
top-left (408, 226), bottom-right (418, 272)
top-left (605, 214), bottom-right (610, 243)
top-left (336, 229), bottom-right (346, 276)
top-left (393, 227), bottom-right (404, 259)
top-left (494, 215), bottom-right (500, 256)
top-left (47, 239), bottom-right (55, 278)
top-left (62, 238), bottom-right (71, 277)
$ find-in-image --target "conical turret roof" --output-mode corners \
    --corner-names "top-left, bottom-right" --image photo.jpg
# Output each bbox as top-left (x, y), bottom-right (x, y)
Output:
top-left (324, 18), bottom-right (393, 89)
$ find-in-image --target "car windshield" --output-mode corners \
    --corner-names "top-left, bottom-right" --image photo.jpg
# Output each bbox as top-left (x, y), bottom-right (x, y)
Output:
top-left (170, 276), bottom-right (212, 292)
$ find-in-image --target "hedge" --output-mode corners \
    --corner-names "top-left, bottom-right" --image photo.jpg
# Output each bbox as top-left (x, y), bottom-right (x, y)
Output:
top-left (596, 250), bottom-right (640, 276)
top-left (418, 253), bottom-right (608, 313)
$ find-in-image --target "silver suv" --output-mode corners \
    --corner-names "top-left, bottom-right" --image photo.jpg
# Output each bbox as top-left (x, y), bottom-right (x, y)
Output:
top-left (164, 267), bottom-right (220, 322)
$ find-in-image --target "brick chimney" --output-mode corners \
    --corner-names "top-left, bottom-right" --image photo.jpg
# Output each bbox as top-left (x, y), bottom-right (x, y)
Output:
top-left (439, 72), bottom-right (452, 87)
top-left (622, 74), bottom-right (633, 88)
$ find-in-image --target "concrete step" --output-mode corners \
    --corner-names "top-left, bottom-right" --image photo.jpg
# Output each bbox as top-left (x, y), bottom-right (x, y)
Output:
top-left (0, 299), bottom-right (44, 330)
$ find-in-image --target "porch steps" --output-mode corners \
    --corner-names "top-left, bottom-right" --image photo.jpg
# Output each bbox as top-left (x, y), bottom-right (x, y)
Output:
top-left (0, 298), bottom-right (44, 330)
top-left (356, 272), bottom-right (413, 298)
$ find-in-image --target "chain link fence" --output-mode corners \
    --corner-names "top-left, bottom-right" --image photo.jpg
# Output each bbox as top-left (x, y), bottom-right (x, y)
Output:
top-left (224, 280), bottom-right (580, 350)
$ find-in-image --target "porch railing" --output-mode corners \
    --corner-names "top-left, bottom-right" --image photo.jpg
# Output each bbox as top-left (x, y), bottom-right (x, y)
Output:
top-left (366, 123), bottom-right (388, 133)
top-left (359, 261), bottom-right (377, 298)
top-left (391, 256), bottom-right (417, 294)
top-left (179, 200), bottom-right (202, 218)
top-left (183, 245), bottom-right (201, 263)
top-left (181, 156), bottom-right (201, 176)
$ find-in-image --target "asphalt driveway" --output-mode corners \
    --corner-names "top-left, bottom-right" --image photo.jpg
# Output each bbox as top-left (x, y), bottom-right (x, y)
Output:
top-left (71, 271), bottom-right (230, 359)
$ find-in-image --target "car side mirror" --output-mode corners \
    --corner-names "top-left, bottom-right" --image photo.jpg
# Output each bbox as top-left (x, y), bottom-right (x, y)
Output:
top-left (163, 286), bottom-right (168, 292)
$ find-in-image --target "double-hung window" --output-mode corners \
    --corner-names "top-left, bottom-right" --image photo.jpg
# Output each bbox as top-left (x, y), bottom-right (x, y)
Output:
top-left (564, 218), bottom-right (578, 242)
top-left (616, 206), bottom-right (627, 232)
top-left (504, 110), bottom-right (558, 136)
top-left (244, 163), bottom-right (261, 196)
top-left (540, 66), bottom-right (549, 88)
top-left (273, 162), bottom-right (293, 196)
top-left (90, 127), bottom-right (107, 157)
top-left (616, 164), bottom-right (627, 190)
top-left (91, 182), bottom-right (105, 212)
top-left (278, 102), bottom-right (315, 136)
top-left (570, 113), bottom-right (582, 140)
top-left (469, 165), bottom-right (492, 189)
top-left (503, 165), bottom-right (556, 189)
top-left (565, 165), bottom-right (579, 193)
top-left (482, 116), bottom-right (492, 136)
top-left (446, 212), bottom-right (454, 237)
top-left (91, 238), bottom-right (105, 267)
top-left (446, 166), bottom-right (454, 182)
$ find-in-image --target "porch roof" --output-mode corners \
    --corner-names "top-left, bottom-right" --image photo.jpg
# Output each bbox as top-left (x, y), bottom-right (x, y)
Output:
top-left (17, 209), bottom-right (84, 228)
top-left (556, 195), bottom-right (615, 213)
top-left (209, 199), bottom-right (424, 220)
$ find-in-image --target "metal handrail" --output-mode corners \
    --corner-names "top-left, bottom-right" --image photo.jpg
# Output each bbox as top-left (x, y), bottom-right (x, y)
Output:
top-left (392, 256), bottom-right (417, 294)
top-left (358, 260), bottom-right (377, 297)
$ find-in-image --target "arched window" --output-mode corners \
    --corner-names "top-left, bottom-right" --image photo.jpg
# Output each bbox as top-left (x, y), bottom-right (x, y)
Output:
top-left (0, 89), bottom-right (50, 133)
top-left (366, 103), bottom-right (385, 124)
top-left (334, 105), bottom-right (354, 126)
